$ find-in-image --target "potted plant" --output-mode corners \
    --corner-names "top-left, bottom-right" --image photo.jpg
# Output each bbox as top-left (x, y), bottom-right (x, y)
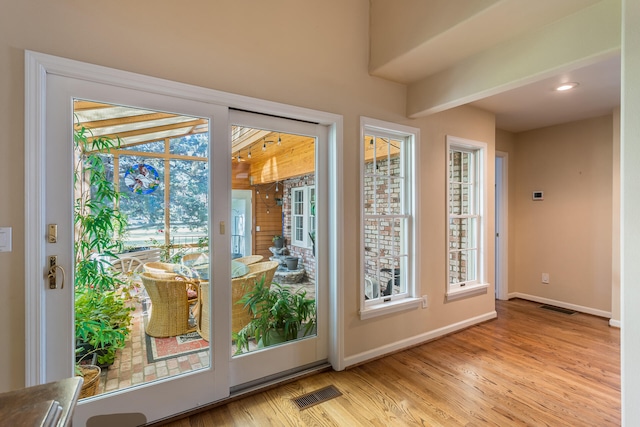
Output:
top-left (74, 125), bottom-right (133, 368)
top-left (233, 277), bottom-right (316, 354)
top-left (285, 256), bottom-right (299, 270)
top-left (75, 288), bottom-right (133, 367)
top-left (272, 234), bottom-right (284, 249)
top-left (74, 346), bottom-right (102, 399)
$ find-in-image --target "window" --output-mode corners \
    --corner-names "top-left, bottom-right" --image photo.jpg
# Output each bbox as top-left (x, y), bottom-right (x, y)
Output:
top-left (290, 185), bottom-right (315, 248)
top-left (360, 117), bottom-right (420, 319)
top-left (446, 136), bottom-right (488, 300)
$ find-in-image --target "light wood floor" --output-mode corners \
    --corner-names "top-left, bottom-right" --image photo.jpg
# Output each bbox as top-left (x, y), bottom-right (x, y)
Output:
top-left (160, 299), bottom-right (620, 426)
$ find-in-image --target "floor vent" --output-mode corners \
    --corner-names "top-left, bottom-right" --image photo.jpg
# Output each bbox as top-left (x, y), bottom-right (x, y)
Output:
top-left (292, 385), bottom-right (342, 410)
top-left (540, 304), bottom-right (577, 315)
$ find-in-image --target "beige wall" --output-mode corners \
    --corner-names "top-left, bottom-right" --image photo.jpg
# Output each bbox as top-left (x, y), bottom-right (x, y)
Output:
top-left (512, 116), bottom-right (613, 312)
top-left (0, 1), bottom-right (496, 392)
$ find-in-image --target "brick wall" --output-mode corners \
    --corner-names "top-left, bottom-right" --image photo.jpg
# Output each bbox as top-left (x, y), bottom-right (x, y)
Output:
top-left (363, 156), bottom-right (401, 290)
top-left (449, 150), bottom-right (470, 284)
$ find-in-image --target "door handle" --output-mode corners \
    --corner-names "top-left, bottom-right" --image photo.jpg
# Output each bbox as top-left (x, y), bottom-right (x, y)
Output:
top-left (46, 256), bottom-right (66, 289)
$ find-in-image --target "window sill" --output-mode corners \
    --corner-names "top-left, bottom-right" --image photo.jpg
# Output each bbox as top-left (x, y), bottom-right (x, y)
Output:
top-left (446, 283), bottom-right (489, 301)
top-left (359, 297), bottom-right (421, 320)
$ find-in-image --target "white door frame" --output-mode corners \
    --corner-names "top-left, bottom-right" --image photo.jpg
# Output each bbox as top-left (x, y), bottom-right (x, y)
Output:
top-left (25, 50), bottom-right (345, 407)
top-left (495, 151), bottom-right (509, 300)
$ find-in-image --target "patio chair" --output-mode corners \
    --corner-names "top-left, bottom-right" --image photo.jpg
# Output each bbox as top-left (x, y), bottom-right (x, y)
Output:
top-left (231, 273), bottom-right (258, 334)
top-left (140, 272), bottom-right (199, 337)
top-left (246, 261), bottom-right (280, 286)
top-left (143, 261), bottom-right (177, 275)
top-left (110, 256), bottom-right (144, 277)
top-left (234, 255), bottom-right (263, 265)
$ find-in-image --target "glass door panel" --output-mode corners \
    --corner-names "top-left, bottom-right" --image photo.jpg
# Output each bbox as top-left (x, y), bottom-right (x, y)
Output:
top-left (73, 100), bottom-right (212, 398)
top-left (228, 110), bottom-right (328, 389)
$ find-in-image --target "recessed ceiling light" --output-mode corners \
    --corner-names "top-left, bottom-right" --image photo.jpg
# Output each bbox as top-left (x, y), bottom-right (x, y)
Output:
top-left (555, 82), bottom-right (579, 91)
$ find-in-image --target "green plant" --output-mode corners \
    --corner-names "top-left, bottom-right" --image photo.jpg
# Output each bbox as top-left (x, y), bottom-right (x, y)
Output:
top-left (75, 288), bottom-right (133, 366)
top-left (272, 235), bottom-right (283, 243)
top-left (74, 125), bottom-right (128, 291)
top-left (233, 277), bottom-right (316, 354)
top-left (74, 124), bottom-right (132, 365)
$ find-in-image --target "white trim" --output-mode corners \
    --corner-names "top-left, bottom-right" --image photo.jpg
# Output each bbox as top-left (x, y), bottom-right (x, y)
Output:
top-left (24, 50), bottom-right (344, 383)
top-left (359, 117), bottom-right (420, 319)
top-left (344, 310), bottom-right (497, 368)
top-left (610, 319), bottom-right (621, 328)
top-left (495, 151), bottom-right (509, 301)
top-left (359, 298), bottom-right (421, 320)
top-left (446, 282), bottom-right (489, 301)
top-left (509, 293), bottom-right (613, 318)
top-left (328, 121), bottom-right (345, 371)
top-left (24, 51), bottom-right (48, 386)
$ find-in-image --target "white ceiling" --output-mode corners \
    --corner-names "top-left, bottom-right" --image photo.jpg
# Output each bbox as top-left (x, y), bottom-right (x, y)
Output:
top-left (470, 54), bottom-right (620, 132)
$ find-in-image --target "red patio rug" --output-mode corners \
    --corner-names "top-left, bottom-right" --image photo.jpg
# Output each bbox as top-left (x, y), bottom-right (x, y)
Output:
top-left (142, 299), bottom-right (209, 363)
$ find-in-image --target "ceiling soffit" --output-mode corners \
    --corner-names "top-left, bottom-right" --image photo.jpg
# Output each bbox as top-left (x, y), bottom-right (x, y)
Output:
top-left (369, 0), bottom-right (602, 85)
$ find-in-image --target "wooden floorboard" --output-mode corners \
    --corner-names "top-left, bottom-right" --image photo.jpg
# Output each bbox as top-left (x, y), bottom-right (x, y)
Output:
top-left (159, 299), bottom-right (620, 426)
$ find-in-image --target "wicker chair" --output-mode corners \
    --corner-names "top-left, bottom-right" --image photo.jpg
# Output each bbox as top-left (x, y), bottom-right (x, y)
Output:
top-left (231, 274), bottom-right (258, 334)
top-left (143, 261), bottom-right (178, 275)
top-left (234, 255), bottom-right (263, 265)
top-left (246, 261), bottom-right (280, 286)
top-left (140, 272), bottom-right (199, 337)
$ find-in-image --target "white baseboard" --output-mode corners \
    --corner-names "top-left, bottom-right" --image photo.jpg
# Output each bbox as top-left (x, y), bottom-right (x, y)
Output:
top-left (343, 310), bottom-right (497, 369)
top-left (508, 292), bottom-right (612, 319)
top-left (609, 319), bottom-right (621, 328)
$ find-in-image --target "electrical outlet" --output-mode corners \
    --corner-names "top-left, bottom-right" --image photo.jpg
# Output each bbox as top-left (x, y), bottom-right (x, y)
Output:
top-left (422, 295), bottom-right (428, 308)
top-left (542, 273), bottom-right (549, 284)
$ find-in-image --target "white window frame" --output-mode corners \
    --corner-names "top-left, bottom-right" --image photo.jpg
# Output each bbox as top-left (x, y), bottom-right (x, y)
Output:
top-left (446, 135), bottom-right (489, 300)
top-left (359, 117), bottom-right (420, 319)
top-left (290, 185), bottom-right (315, 249)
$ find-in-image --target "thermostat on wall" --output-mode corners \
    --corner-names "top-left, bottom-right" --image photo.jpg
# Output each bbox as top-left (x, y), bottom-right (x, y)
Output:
top-left (532, 191), bottom-right (544, 201)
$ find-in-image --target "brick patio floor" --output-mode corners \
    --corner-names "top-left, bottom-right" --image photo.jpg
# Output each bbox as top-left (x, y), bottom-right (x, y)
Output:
top-left (92, 297), bottom-right (210, 397)
top-left (89, 281), bottom-right (315, 397)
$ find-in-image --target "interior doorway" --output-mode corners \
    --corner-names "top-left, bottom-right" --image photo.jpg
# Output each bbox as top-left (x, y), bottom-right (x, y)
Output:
top-left (232, 190), bottom-right (253, 258)
top-left (495, 152), bottom-right (508, 300)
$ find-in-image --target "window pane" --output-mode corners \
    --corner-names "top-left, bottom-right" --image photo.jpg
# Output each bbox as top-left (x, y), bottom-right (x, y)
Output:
top-left (294, 216), bottom-right (304, 241)
top-left (294, 190), bottom-right (304, 215)
top-left (119, 141), bottom-right (164, 153)
top-left (170, 134), bottom-right (209, 157)
top-left (119, 156), bottom-right (165, 248)
top-left (379, 258), bottom-right (400, 296)
top-left (388, 139), bottom-right (402, 177)
top-left (363, 174), bottom-right (375, 215)
top-left (449, 217), bottom-right (476, 251)
top-left (388, 218), bottom-right (402, 257)
top-left (450, 150), bottom-right (472, 184)
top-left (449, 250), bottom-right (477, 284)
top-left (374, 177), bottom-right (390, 215)
top-left (389, 177), bottom-right (403, 215)
top-left (170, 159), bottom-right (209, 250)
